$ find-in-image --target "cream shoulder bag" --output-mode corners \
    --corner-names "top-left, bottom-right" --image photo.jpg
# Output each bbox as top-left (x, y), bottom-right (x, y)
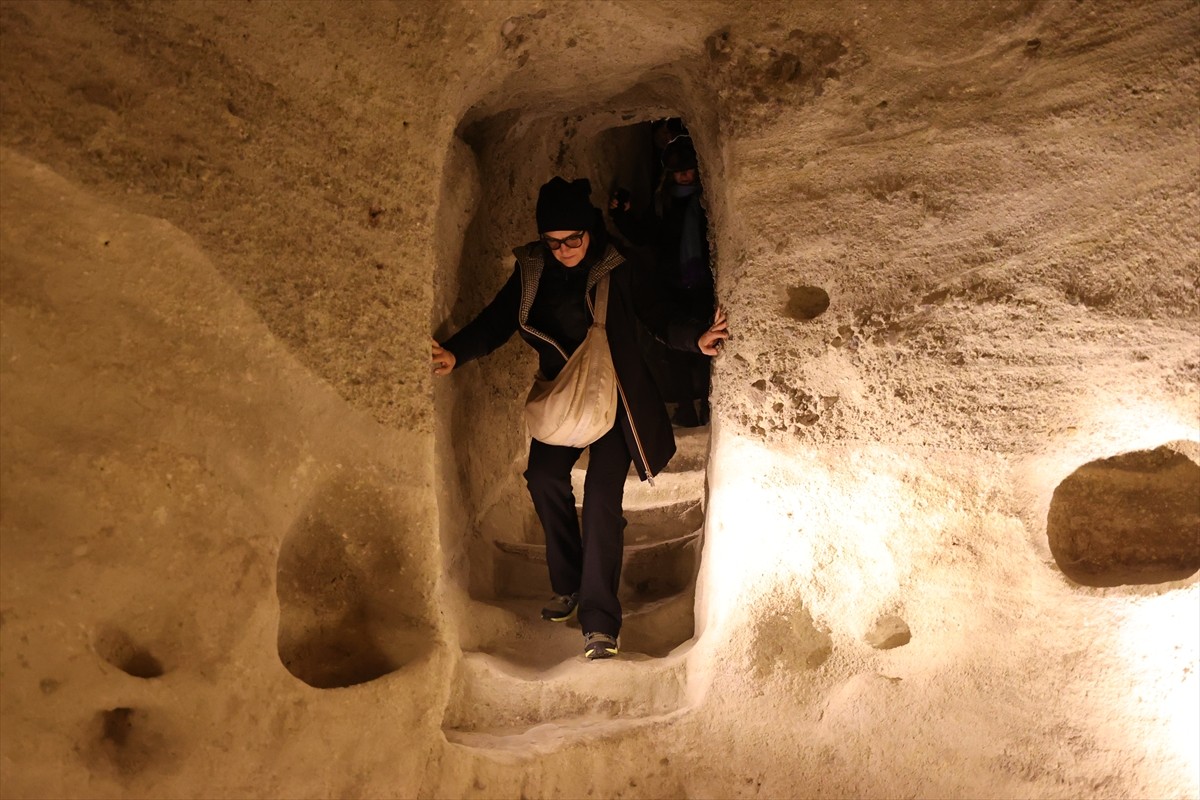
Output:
top-left (524, 274), bottom-right (618, 447)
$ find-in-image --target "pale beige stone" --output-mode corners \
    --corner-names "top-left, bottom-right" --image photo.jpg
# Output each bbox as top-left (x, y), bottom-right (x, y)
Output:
top-left (865, 615), bottom-right (912, 650)
top-left (1, 2), bottom-right (1197, 798)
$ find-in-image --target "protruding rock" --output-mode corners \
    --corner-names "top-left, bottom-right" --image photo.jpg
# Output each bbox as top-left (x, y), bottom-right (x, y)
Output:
top-left (866, 615), bottom-right (911, 650)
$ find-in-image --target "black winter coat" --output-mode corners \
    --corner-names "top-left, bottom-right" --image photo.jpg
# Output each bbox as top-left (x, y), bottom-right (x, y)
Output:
top-left (442, 240), bottom-right (706, 481)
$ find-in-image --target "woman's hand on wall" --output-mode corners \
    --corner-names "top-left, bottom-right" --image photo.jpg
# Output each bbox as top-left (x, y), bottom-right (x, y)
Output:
top-left (697, 307), bottom-right (729, 356)
top-left (431, 338), bottom-right (457, 376)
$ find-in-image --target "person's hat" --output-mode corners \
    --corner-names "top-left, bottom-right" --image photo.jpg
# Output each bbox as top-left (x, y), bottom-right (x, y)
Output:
top-left (662, 135), bottom-right (698, 172)
top-left (536, 177), bottom-right (595, 232)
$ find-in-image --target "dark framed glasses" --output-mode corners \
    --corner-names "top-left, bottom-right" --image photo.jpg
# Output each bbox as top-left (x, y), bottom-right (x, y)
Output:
top-left (542, 231), bottom-right (586, 251)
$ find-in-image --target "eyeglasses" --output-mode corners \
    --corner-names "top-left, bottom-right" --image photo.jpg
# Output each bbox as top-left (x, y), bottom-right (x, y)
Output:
top-left (542, 231), bottom-right (586, 251)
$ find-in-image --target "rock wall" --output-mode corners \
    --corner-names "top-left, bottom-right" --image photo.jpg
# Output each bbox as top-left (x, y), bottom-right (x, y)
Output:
top-left (1, 1), bottom-right (1197, 798)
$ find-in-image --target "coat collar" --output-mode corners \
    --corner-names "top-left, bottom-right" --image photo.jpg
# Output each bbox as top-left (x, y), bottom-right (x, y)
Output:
top-left (512, 241), bottom-right (624, 330)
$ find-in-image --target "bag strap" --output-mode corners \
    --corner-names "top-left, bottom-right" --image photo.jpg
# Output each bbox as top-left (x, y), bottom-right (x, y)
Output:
top-left (591, 274), bottom-right (611, 329)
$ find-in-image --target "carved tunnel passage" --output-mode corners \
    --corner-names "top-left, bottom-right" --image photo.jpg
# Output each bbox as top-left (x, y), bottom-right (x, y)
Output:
top-left (437, 77), bottom-right (722, 671)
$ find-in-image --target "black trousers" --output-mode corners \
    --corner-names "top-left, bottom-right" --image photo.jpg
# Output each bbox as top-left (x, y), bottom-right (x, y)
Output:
top-left (523, 409), bottom-right (631, 638)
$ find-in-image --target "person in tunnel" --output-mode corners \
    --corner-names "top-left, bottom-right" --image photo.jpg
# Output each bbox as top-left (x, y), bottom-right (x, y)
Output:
top-left (609, 134), bottom-right (715, 427)
top-left (430, 177), bottom-right (728, 660)
top-left (649, 117), bottom-right (688, 188)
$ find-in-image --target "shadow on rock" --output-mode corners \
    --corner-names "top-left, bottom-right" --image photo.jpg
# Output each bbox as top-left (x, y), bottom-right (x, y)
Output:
top-left (276, 476), bottom-right (435, 688)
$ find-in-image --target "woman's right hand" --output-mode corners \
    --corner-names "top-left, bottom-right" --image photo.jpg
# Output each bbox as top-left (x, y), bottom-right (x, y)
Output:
top-left (431, 338), bottom-right (456, 376)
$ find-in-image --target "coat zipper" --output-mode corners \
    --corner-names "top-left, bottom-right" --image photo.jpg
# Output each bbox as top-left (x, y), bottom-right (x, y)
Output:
top-left (519, 318), bottom-right (568, 361)
top-left (613, 371), bottom-right (655, 485)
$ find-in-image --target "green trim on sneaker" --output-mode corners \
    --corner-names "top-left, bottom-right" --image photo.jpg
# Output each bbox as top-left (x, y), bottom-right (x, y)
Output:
top-left (583, 631), bottom-right (619, 659)
top-left (541, 592), bottom-right (579, 622)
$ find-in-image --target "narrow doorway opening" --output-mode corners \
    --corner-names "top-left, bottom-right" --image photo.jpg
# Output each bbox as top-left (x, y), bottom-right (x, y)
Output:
top-left (437, 104), bottom-right (719, 670)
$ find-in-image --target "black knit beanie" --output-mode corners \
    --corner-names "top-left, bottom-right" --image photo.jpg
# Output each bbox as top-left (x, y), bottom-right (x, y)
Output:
top-left (536, 177), bottom-right (595, 233)
top-left (662, 135), bottom-right (698, 172)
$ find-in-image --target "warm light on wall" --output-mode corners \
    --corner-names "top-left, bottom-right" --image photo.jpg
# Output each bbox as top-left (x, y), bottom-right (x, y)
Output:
top-left (1114, 585), bottom-right (1200, 796)
top-left (1072, 392), bottom-right (1199, 468)
top-left (701, 433), bottom-right (951, 640)
top-left (1014, 390), bottom-right (1198, 562)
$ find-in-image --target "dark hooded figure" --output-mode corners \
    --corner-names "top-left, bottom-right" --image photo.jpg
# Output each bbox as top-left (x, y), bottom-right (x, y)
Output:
top-left (610, 135), bottom-right (716, 426)
top-left (431, 177), bottom-right (729, 660)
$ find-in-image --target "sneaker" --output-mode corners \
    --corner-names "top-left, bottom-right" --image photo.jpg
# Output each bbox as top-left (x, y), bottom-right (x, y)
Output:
top-left (583, 632), bottom-right (619, 660)
top-left (541, 592), bottom-right (579, 622)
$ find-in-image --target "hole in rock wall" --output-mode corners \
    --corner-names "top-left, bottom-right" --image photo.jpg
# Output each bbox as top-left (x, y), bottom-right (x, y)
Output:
top-left (440, 86), bottom-right (719, 663)
top-left (1047, 443), bottom-right (1200, 587)
top-left (750, 599), bottom-right (834, 678)
top-left (93, 625), bottom-right (166, 679)
top-left (785, 285), bottom-right (831, 321)
top-left (276, 478), bottom-right (434, 688)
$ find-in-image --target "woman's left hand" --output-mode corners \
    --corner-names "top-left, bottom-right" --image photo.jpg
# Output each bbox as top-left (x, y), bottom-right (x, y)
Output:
top-left (698, 306), bottom-right (729, 356)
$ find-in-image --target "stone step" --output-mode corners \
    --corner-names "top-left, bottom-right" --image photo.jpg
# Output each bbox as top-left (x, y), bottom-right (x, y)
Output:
top-left (571, 466), bottom-right (705, 515)
top-left (443, 709), bottom-right (687, 755)
top-left (478, 469), bottom-right (703, 558)
top-left (574, 423), bottom-right (709, 476)
top-left (667, 423), bottom-right (711, 472)
top-left (623, 498), bottom-right (703, 545)
top-left (493, 529), bottom-right (700, 602)
top-left (441, 645), bottom-right (690, 741)
top-left (459, 584), bottom-right (696, 670)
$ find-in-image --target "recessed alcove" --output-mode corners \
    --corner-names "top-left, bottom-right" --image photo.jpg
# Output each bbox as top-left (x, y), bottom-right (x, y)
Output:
top-left (93, 625), bottom-right (165, 679)
top-left (1047, 443), bottom-right (1200, 587)
top-left (786, 285), bottom-right (831, 321)
top-left (276, 477), bottom-right (434, 688)
top-left (434, 74), bottom-right (721, 666)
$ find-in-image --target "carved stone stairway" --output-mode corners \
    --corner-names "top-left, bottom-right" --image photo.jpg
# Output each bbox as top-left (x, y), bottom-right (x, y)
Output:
top-left (443, 425), bottom-right (709, 748)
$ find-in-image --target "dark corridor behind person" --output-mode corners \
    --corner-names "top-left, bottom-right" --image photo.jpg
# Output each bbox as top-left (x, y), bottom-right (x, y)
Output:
top-left (609, 134), bottom-right (715, 426)
top-left (431, 177), bottom-right (729, 660)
